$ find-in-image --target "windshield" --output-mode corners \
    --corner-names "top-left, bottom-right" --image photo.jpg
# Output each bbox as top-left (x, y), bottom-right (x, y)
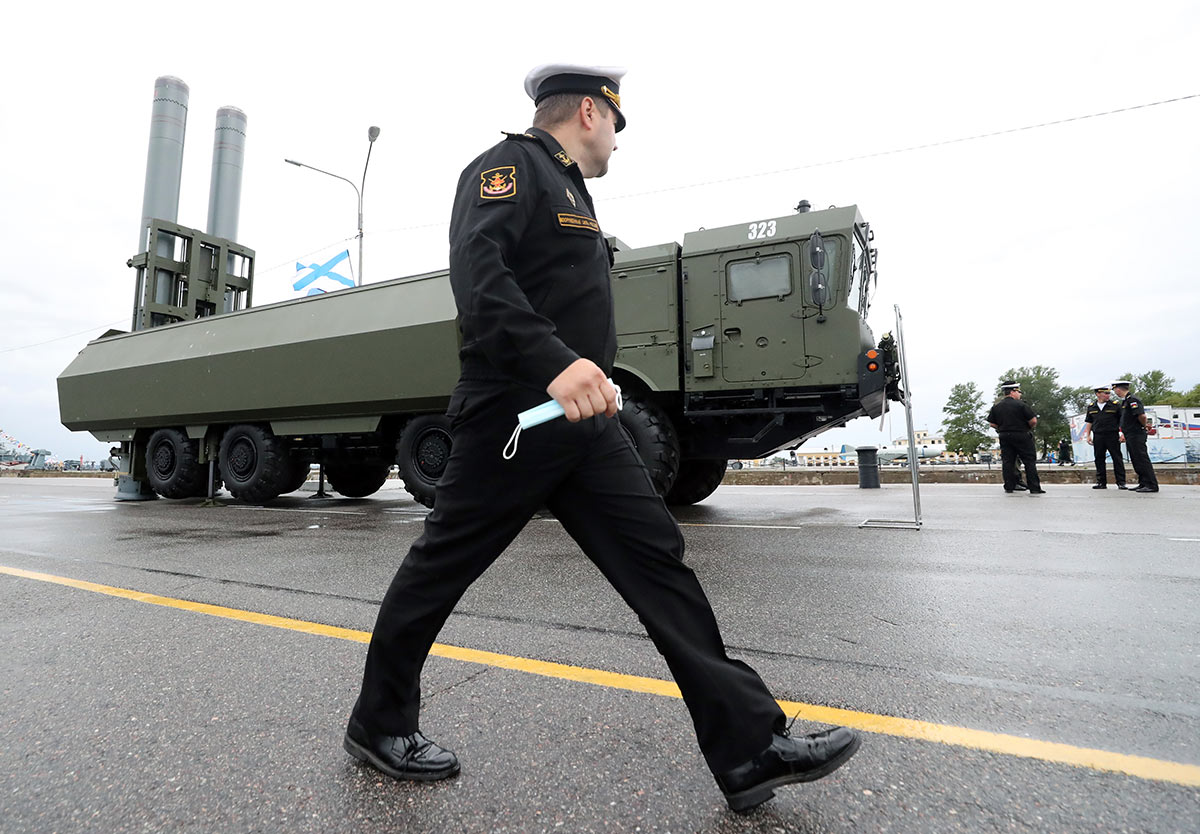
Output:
top-left (851, 223), bottom-right (876, 316)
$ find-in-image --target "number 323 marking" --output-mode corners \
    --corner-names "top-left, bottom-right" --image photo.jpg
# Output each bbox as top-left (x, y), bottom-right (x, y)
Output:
top-left (747, 220), bottom-right (777, 240)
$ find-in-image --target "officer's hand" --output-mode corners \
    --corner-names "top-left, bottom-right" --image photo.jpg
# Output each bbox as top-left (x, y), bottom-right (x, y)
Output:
top-left (1086, 436), bottom-right (1093, 445)
top-left (547, 359), bottom-right (619, 422)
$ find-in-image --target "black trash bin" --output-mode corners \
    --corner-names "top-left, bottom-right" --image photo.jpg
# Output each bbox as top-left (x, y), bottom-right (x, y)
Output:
top-left (856, 446), bottom-right (881, 489)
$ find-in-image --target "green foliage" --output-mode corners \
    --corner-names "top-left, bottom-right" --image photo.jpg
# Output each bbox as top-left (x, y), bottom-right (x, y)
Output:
top-left (1062, 385), bottom-right (1095, 415)
top-left (995, 366), bottom-right (1068, 456)
top-left (941, 382), bottom-right (991, 457)
top-left (1158, 382), bottom-right (1200, 408)
top-left (1116, 369), bottom-right (1178, 404)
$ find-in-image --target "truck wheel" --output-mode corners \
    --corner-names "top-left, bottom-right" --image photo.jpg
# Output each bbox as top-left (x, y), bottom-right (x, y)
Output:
top-left (665, 459), bottom-right (728, 505)
top-left (145, 428), bottom-right (209, 499)
top-left (620, 394), bottom-right (680, 496)
top-left (325, 461), bottom-right (391, 498)
top-left (218, 424), bottom-right (292, 503)
top-left (280, 461), bottom-right (312, 495)
top-left (397, 415), bottom-right (453, 508)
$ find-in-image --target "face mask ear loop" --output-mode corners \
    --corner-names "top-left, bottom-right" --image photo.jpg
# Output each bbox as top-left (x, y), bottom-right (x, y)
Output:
top-left (502, 423), bottom-right (522, 460)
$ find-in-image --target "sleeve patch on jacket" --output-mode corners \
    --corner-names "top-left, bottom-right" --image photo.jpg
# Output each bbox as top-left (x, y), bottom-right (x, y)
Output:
top-left (557, 212), bottom-right (600, 232)
top-left (480, 166), bottom-right (517, 199)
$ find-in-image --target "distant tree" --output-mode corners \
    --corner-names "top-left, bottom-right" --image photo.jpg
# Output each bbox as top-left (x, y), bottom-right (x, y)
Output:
top-left (1159, 382), bottom-right (1200, 408)
top-left (1116, 370), bottom-right (1177, 404)
top-left (941, 382), bottom-right (991, 458)
top-left (1062, 385), bottom-right (1095, 415)
top-left (995, 366), bottom-right (1068, 456)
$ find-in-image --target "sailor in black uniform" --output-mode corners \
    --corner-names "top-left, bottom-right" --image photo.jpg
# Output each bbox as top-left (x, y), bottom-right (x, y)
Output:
top-left (986, 381), bottom-right (1043, 494)
top-left (1113, 380), bottom-right (1159, 493)
top-left (1083, 386), bottom-right (1126, 489)
top-left (342, 63), bottom-right (860, 813)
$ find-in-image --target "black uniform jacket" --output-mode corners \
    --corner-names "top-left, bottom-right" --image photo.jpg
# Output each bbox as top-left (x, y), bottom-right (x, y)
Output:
top-left (1120, 396), bottom-right (1148, 434)
top-left (448, 127), bottom-right (617, 392)
top-left (1085, 401), bottom-right (1121, 433)
top-left (987, 397), bottom-right (1036, 433)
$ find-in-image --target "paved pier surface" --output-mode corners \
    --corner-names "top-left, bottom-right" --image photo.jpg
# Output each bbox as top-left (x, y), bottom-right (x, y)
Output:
top-left (1, 478), bottom-right (1197, 833)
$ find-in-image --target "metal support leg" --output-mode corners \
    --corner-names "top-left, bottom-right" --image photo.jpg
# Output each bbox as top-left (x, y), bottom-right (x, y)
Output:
top-left (310, 463), bottom-right (329, 498)
top-left (861, 304), bottom-right (922, 530)
top-left (200, 458), bottom-right (223, 507)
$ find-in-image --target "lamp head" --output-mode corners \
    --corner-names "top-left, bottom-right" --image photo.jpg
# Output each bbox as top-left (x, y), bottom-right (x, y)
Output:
top-left (368, 126), bottom-right (381, 143)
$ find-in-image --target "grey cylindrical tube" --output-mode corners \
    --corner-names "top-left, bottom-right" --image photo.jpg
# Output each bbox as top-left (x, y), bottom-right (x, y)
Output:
top-left (138, 76), bottom-right (189, 254)
top-left (134, 76), bottom-right (189, 328)
top-left (206, 106), bottom-right (247, 241)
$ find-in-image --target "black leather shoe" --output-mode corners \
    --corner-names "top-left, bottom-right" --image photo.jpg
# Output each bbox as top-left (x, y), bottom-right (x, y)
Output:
top-left (1029, 489), bottom-right (1046, 494)
top-left (1013, 483), bottom-right (1029, 491)
top-left (1133, 486), bottom-right (1159, 493)
top-left (344, 717), bottom-right (460, 781)
top-left (1004, 489), bottom-right (1014, 493)
top-left (1117, 485), bottom-right (1128, 490)
top-left (1092, 484), bottom-right (1106, 489)
top-left (716, 727), bottom-right (861, 813)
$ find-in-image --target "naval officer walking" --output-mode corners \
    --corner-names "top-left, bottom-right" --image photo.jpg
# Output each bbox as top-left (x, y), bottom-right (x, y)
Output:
top-left (343, 63), bottom-right (860, 813)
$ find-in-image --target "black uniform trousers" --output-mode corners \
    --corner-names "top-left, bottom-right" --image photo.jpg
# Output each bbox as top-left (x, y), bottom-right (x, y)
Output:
top-left (353, 381), bottom-right (786, 774)
top-left (998, 431), bottom-right (1040, 491)
top-left (1123, 431), bottom-right (1158, 490)
top-left (1091, 432), bottom-right (1126, 486)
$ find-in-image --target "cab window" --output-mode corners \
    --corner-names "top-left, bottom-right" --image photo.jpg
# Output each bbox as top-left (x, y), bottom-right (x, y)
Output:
top-left (727, 254), bottom-right (792, 303)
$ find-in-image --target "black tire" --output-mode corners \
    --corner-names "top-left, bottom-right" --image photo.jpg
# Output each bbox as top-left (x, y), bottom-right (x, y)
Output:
top-left (619, 393), bottom-right (680, 496)
top-left (665, 459), bottom-right (728, 505)
top-left (280, 460), bottom-right (312, 495)
top-left (396, 415), bottom-right (454, 508)
top-left (145, 428), bottom-right (211, 499)
top-left (217, 424), bottom-right (293, 503)
top-left (324, 461), bottom-right (391, 498)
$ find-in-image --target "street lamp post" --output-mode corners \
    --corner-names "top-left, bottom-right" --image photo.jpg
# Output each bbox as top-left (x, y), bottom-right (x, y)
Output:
top-left (285, 125), bottom-right (380, 287)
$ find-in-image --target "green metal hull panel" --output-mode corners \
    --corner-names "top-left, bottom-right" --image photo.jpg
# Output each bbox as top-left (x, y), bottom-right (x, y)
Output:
top-left (59, 273), bottom-right (461, 435)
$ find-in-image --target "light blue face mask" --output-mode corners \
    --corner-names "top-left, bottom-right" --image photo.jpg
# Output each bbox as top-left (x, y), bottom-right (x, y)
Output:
top-left (502, 379), bottom-right (623, 459)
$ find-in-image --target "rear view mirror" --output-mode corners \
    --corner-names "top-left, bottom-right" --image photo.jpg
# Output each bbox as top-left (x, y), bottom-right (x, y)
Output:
top-left (809, 229), bottom-right (826, 271)
top-left (809, 229), bottom-right (829, 310)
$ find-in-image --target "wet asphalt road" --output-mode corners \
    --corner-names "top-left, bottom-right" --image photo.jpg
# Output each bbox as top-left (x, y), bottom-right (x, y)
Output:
top-left (1, 477), bottom-right (1197, 833)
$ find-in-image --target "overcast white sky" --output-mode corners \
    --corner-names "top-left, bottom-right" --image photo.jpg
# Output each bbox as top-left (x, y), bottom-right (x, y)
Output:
top-left (2, 1), bottom-right (1197, 461)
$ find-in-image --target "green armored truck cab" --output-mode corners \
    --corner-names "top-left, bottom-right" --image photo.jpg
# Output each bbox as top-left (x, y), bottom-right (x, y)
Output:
top-left (58, 203), bottom-right (897, 507)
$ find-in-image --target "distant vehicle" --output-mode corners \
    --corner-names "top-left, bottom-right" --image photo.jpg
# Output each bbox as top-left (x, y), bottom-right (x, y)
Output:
top-left (838, 442), bottom-right (946, 464)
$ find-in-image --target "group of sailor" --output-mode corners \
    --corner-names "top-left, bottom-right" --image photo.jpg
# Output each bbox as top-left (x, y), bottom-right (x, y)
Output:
top-left (1082, 381), bottom-right (1159, 493)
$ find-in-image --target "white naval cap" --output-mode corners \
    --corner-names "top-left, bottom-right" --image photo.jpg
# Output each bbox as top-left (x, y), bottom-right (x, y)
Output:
top-left (524, 63), bottom-right (627, 132)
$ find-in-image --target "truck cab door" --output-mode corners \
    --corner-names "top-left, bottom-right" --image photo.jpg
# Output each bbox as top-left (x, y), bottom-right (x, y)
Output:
top-left (717, 242), bottom-right (808, 384)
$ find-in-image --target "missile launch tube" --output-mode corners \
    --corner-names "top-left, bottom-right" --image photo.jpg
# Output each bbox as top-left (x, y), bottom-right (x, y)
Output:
top-left (206, 106), bottom-right (247, 242)
top-left (134, 76), bottom-right (189, 328)
top-left (206, 106), bottom-right (248, 313)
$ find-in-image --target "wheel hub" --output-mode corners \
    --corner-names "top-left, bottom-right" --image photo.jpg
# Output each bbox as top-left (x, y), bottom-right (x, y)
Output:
top-left (415, 430), bottom-right (450, 479)
top-left (151, 443), bottom-right (176, 478)
top-left (228, 438), bottom-right (257, 480)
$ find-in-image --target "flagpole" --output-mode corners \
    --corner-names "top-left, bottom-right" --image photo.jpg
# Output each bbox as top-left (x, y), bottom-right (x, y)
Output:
top-left (285, 126), bottom-right (380, 287)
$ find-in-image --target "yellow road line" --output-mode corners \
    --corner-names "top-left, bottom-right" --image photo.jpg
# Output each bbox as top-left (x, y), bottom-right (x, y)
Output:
top-left (3, 563), bottom-right (1198, 788)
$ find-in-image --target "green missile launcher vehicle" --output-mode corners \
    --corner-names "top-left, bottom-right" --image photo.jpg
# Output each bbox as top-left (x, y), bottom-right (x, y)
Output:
top-left (58, 203), bottom-right (899, 507)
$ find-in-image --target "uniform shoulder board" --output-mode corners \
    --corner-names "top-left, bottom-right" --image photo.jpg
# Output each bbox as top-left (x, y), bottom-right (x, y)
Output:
top-left (502, 131), bottom-right (537, 142)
